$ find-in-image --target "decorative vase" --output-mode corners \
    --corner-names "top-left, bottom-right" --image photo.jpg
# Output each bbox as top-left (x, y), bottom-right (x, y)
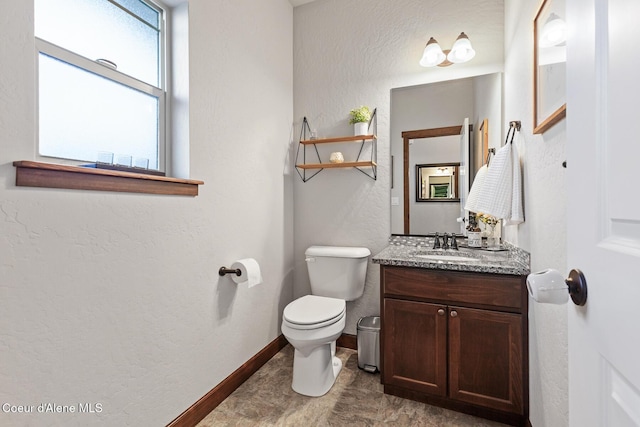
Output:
top-left (486, 223), bottom-right (499, 248)
top-left (354, 122), bottom-right (369, 136)
top-left (329, 152), bottom-right (344, 163)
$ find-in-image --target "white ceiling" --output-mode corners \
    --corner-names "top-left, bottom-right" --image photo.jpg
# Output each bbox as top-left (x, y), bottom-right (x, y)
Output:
top-left (289, 0), bottom-right (317, 6)
top-left (164, 0), bottom-right (316, 8)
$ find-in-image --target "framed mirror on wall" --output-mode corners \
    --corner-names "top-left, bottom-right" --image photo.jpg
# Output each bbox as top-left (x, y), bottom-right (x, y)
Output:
top-left (416, 163), bottom-right (460, 202)
top-left (390, 73), bottom-right (503, 236)
top-left (534, 0), bottom-right (567, 134)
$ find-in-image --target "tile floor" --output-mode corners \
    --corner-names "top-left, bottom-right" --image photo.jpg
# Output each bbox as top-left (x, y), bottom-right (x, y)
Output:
top-left (196, 345), bottom-right (508, 427)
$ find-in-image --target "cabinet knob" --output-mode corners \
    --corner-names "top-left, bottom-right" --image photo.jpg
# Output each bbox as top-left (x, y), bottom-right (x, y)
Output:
top-left (437, 308), bottom-right (445, 316)
top-left (450, 310), bottom-right (458, 318)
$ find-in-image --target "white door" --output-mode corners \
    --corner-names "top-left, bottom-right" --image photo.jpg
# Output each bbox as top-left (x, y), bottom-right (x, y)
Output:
top-left (567, 0), bottom-right (640, 425)
top-left (458, 117), bottom-right (470, 235)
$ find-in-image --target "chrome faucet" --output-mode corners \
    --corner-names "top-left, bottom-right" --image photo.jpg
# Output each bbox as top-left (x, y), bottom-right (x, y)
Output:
top-left (432, 233), bottom-right (459, 250)
top-left (442, 233), bottom-right (450, 250)
top-left (451, 234), bottom-right (459, 250)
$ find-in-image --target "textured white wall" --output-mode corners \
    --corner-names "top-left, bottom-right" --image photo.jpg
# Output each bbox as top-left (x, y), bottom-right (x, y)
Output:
top-left (0, 0), bottom-right (293, 425)
top-left (293, 0), bottom-right (504, 332)
top-left (503, 1), bottom-right (569, 426)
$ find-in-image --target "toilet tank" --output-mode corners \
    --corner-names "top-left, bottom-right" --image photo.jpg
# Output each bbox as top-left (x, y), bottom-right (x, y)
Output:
top-left (305, 246), bottom-right (371, 300)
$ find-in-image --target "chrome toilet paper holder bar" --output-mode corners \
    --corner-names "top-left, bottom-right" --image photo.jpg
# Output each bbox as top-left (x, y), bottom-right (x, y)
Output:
top-left (219, 267), bottom-right (242, 277)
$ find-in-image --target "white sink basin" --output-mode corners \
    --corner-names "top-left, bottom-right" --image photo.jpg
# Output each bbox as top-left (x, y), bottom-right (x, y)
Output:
top-left (415, 254), bottom-right (481, 262)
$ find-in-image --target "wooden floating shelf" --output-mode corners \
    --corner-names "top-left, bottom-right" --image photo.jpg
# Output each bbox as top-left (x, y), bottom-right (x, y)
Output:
top-left (296, 113), bottom-right (377, 181)
top-left (299, 134), bottom-right (376, 145)
top-left (296, 161), bottom-right (377, 170)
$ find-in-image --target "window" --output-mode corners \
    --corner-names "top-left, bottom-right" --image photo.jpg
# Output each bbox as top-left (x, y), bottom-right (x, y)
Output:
top-left (35, 0), bottom-right (167, 171)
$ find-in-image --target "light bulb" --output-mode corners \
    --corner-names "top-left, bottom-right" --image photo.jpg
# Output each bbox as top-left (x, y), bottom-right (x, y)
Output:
top-left (419, 37), bottom-right (445, 67)
top-left (447, 32), bottom-right (475, 64)
top-left (539, 14), bottom-right (567, 48)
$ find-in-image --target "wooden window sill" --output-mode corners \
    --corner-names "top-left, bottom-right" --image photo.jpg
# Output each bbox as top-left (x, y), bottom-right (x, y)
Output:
top-left (13, 160), bottom-right (204, 196)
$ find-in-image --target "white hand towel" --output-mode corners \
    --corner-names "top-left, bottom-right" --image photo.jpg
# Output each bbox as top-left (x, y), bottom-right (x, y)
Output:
top-left (465, 164), bottom-right (488, 213)
top-left (505, 138), bottom-right (524, 225)
top-left (474, 143), bottom-right (513, 220)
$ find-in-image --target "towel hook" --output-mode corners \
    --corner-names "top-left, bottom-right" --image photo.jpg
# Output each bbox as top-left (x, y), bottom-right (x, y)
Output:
top-left (504, 125), bottom-right (515, 146)
top-left (486, 148), bottom-right (496, 166)
top-left (503, 121), bottom-right (521, 145)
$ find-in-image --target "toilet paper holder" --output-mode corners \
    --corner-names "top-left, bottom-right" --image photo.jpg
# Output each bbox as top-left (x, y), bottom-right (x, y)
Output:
top-left (527, 268), bottom-right (588, 306)
top-left (219, 267), bottom-right (242, 277)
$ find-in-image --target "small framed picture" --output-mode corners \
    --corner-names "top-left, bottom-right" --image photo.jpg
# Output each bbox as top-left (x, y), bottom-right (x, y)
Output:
top-left (534, 0), bottom-right (567, 134)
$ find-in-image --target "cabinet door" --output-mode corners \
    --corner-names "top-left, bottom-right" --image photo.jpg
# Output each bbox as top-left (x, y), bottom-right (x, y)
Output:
top-left (448, 306), bottom-right (523, 414)
top-left (382, 298), bottom-right (447, 396)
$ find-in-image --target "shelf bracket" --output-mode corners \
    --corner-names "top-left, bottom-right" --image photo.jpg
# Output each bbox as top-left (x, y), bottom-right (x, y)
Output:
top-left (295, 117), bottom-right (323, 182)
top-left (354, 108), bottom-right (377, 180)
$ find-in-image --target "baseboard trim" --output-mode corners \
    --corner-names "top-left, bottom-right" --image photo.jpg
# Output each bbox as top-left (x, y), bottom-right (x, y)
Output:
top-left (167, 334), bottom-right (288, 427)
top-left (337, 333), bottom-right (357, 350)
top-left (168, 332), bottom-right (357, 426)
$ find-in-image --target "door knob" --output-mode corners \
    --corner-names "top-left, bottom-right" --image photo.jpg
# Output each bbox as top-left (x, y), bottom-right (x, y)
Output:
top-left (450, 310), bottom-right (458, 318)
top-left (437, 309), bottom-right (445, 316)
top-left (566, 269), bottom-right (588, 306)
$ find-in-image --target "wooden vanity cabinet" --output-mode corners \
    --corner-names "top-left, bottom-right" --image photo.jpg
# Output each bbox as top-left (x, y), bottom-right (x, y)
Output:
top-left (383, 298), bottom-right (448, 396)
top-left (380, 266), bottom-right (529, 427)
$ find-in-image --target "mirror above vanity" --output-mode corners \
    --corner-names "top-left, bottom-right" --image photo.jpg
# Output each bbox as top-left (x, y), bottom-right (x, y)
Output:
top-left (416, 163), bottom-right (460, 202)
top-left (390, 73), bottom-right (503, 235)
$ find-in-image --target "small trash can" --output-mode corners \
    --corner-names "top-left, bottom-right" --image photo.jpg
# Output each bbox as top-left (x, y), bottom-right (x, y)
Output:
top-left (357, 316), bottom-right (380, 373)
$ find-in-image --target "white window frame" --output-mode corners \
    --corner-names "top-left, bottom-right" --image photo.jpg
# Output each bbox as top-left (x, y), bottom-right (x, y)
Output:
top-left (35, 0), bottom-right (170, 173)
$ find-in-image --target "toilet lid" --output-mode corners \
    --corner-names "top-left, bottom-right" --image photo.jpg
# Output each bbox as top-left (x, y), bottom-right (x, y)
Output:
top-left (283, 295), bottom-right (345, 326)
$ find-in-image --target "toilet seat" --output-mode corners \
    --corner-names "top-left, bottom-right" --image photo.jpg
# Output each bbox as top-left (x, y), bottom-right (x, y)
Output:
top-left (283, 295), bottom-right (345, 330)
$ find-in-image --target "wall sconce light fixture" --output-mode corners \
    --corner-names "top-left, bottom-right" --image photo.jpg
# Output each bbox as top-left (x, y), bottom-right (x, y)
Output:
top-left (419, 32), bottom-right (476, 67)
top-left (539, 13), bottom-right (567, 48)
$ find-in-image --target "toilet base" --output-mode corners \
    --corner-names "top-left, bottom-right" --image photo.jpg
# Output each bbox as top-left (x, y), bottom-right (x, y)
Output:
top-left (291, 341), bottom-right (343, 397)
top-left (281, 300), bottom-right (346, 397)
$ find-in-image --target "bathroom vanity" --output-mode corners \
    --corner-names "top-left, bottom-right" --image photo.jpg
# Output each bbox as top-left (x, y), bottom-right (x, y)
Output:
top-left (373, 236), bottom-right (530, 427)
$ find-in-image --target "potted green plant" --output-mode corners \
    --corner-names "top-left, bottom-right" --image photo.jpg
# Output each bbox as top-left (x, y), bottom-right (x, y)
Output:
top-left (349, 106), bottom-right (372, 136)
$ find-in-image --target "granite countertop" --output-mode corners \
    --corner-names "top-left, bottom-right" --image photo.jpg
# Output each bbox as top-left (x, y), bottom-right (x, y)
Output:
top-left (372, 235), bottom-right (530, 276)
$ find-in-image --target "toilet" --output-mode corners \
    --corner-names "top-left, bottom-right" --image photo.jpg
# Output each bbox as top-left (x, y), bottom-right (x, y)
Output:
top-left (281, 245), bottom-right (370, 397)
